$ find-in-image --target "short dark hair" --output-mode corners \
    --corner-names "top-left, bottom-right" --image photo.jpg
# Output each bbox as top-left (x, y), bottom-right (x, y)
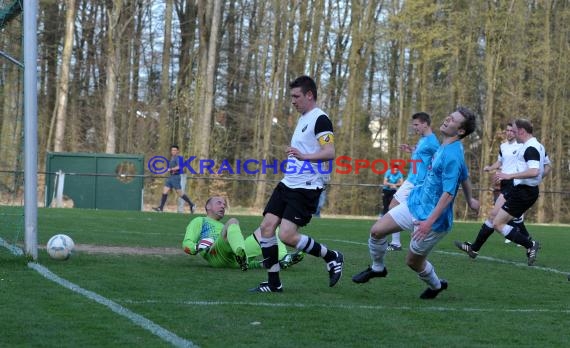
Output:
top-left (289, 75), bottom-right (318, 101)
top-left (456, 106), bottom-right (477, 139)
top-left (412, 112), bottom-right (431, 126)
top-left (514, 119), bottom-right (533, 134)
top-left (170, 145), bottom-right (179, 150)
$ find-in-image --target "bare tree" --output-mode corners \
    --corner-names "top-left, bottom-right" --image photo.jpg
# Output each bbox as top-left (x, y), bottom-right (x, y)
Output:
top-left (52, 0), bottom-right (76, 152)
top-left (103, 0), bottom-right (123, 154)
top-left (158, 0), bottom-right (173, 153)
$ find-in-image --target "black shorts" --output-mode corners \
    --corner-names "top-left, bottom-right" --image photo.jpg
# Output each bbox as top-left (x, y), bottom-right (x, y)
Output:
top-left (499, 179), bottom-right (514, 196)
top-left (263, 182), bottom-right (322, 227)
top-left (502, 184), bottom-right (539, 218)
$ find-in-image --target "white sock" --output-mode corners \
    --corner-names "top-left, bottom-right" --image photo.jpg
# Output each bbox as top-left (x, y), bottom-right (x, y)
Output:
top-left (500, 224), bottom-right (513, 237)
top-left (390, 232), bottom-right (401, 246)
top-left (369, 237), bottom-right (388, 272)
top-left (417, 261), bottom-right (441, 290)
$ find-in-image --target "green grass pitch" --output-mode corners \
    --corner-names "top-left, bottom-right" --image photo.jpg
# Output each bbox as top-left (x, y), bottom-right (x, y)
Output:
top-left (1, 206), bottom-right (569, 347)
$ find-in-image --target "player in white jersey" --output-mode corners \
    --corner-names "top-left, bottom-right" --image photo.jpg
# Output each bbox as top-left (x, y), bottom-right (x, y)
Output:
top-left (249, 75), bottom-right (344, 293)
top-left (456, 119), bottom-right (547, 266)
top-left (478, 123), bottom-right (526, 245)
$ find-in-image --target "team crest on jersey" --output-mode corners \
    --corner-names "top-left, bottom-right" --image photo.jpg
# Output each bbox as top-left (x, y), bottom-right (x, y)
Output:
top-left (302, 124), bottom-right (308, 132)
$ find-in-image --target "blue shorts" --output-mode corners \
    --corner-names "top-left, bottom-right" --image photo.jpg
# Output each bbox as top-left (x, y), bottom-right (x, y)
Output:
top-left (165, 175), bottom-right (182, 190)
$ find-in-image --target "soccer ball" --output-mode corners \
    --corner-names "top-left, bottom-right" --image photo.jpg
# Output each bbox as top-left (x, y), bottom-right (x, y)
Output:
top-left (47, 234), bottom-right (75, 260)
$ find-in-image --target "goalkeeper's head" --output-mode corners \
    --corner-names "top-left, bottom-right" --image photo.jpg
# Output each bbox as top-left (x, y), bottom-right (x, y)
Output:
top-left (205, 196), bottom-right (227, 220)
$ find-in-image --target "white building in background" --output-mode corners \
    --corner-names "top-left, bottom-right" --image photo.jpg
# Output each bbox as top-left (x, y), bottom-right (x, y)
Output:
top-left (368, 118), bottom-right (389, 151)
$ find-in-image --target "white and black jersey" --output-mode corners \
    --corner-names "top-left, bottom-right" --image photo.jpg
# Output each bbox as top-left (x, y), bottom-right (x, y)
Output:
top-left (514, 137), bottom-right (546, 187)
top-left (498, 141), bottom-right (522, 174)
top-left (281, 107), bottom-right (333, 190)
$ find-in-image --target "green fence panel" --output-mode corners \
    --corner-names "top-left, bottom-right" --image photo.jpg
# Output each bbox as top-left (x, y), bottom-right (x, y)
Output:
top-left (45, 153), bottom-right (144, 211)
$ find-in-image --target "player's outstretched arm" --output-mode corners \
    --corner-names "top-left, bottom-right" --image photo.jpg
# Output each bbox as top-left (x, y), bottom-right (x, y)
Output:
top-left (461, 178), bottom-right (480, 213)
top-left (182, 218), bottom-right (203, 255)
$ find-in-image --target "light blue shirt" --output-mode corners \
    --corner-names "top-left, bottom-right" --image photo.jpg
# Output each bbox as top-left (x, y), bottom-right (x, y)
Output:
top-left (407, 133), bottom-right (440, 185)
top-left (407, 140), bottom-right (468, 232)
top-left (383, 170), bottom-right (403, 190)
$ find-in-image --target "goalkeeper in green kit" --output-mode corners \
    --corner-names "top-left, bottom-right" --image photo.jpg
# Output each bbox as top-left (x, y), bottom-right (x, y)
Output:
top-left (182, 196), bottom-right (303, 270)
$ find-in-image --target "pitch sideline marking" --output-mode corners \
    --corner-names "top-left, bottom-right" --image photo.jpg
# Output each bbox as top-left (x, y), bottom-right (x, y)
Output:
top-left (0, 237), bottom-right (197, 348)
top-left (117, 237), bottom-right (570, 316)
top-left (322, 238), bottom-right (570, 276)
top-left (119, 299), bottom-right (570, 315)
top-left (5, 237), bottom-right (568, 323)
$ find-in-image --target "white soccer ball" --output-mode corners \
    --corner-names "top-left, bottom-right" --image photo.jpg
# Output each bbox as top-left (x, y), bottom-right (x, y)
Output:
top-left (47, 234), bottom-right (75, 260)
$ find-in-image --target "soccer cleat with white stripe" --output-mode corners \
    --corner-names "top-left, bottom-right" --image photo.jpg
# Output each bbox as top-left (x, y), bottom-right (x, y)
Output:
top-left (386, 243), bottom-right (402, 251)
top-left (527, 240), bottom-right (540, 266)
top-left (249, 281), bottom-right (283, 293)
top-left (454, 240), bottom-right (478, 259)
top-left (327, 251), bottom-right (344, 287)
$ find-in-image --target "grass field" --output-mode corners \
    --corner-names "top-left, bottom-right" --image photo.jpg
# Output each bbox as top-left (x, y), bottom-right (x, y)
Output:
top-left (1, 205), bottom-right (569, 347)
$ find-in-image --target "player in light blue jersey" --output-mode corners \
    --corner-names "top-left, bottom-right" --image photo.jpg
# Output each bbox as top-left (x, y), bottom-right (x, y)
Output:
top-left (353, 107), bottom-right (479, 299)
top-left (387, 112), bottom-right (440, 251)
top-left (381, 169), bottom-right (403, 216)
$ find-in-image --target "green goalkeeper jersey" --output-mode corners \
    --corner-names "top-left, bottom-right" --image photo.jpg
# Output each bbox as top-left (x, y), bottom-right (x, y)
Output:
top-left (182, 216), bottom-right (246, 268)
top-left (182, 217), bottom-right (289, 269)
top-left (182, 216), bottom-right (223, 255)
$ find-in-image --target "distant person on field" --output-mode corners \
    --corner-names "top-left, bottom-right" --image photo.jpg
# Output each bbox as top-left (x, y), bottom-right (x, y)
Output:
top-left (182, 196), bottom-right (303, 270)
top-left (381, 168), bottom-right (403, 217)
top-left (386, 112), bottom-right (440, 251)
top-left (153, 145), bottom-right (196, 213)
top-left (314, 174), bottom-right (330, 218)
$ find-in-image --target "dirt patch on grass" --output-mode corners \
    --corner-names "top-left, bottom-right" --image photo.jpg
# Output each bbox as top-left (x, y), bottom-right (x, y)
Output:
top-left (74, 244), bottom-right (183, 255)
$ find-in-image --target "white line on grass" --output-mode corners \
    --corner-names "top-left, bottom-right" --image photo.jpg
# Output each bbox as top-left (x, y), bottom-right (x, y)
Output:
top-left (0, 237), bottom-right (197, 348)
top-left (0, 237), bottom-right (24, 256)
top-left (322, 238), bottom-right (570, 276)
top-left (120, 299), bottom-right (570, 315)
top-left (116, 237), bottom-right (570, 316)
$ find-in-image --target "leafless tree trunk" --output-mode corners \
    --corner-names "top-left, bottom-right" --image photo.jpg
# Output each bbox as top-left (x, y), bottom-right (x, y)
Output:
top-left (52, 0), bottom-right (76, 153)
top-left (159, 0), bottom-right (173, 153)
top-left (536, 1), bottom-right (551, 223)
top-left (103, 0), bottom-right (124, 154)
top-left (254, 1), bottom-right (290, 209)
top-left (40, 2), bottom-right (62, 156)
top-left (199, 0), bottom-right (222, 159)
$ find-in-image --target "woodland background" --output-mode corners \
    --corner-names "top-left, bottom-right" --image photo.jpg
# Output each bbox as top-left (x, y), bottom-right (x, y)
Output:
top-left (0, 0), bottom-right (569, 222)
